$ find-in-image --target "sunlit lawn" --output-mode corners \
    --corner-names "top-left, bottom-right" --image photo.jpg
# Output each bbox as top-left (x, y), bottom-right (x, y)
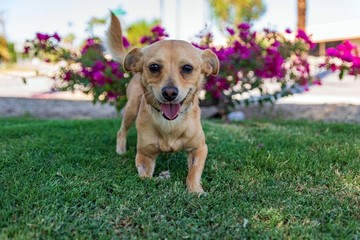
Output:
top-left (0, 117), bottom-right (359, 238)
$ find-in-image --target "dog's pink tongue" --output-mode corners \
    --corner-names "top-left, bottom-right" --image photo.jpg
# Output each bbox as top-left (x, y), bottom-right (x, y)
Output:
top-left (161, 103), bottom-right (181, 120)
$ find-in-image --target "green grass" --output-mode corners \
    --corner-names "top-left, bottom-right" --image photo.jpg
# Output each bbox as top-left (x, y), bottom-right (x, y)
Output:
top-left (0, 117), bottom-right (359, 239)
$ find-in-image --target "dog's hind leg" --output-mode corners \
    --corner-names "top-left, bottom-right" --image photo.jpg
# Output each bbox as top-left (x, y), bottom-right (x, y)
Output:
top-left (116, 103), bottom-right (137, 154)
top-left (116, 77), bottom-right (142, 155)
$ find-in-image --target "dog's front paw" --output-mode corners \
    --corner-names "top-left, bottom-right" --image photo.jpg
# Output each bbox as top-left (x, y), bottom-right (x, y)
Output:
top-left (116, 144), bottom-right (126, 155)
top-left (187, 184), bottom-right (205, 194)
top-left (116, 136), bottom-right (127, 155)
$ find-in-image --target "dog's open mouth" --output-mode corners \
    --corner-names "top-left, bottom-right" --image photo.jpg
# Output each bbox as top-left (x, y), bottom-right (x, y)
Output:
top-left (161, 103), bottom-right (181, 120)
top-left (152, 89), bottom-right (192, 121)
top-left (159, 93), bottom-right (189, 121)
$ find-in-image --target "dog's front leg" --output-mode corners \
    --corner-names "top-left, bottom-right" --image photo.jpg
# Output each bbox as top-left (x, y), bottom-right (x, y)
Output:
top-left (135, 152), bottom-right (158, 178)
top-left (186, 144), bottom-right (208, 193)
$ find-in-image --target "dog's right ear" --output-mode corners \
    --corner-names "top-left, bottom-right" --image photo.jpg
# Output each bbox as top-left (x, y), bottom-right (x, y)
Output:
top-left (123, 48), bottom-right (143, 72)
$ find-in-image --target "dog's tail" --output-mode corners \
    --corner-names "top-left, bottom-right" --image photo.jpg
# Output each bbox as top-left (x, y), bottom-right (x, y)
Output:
top-left (106, 11), bottom-right (126, 63)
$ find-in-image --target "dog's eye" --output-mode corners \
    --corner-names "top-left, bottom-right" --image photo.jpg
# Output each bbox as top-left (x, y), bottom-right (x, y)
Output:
top-left (182, 64), bottom-right (193, 74)
top-left (149, 64), bottom-right (161, 73)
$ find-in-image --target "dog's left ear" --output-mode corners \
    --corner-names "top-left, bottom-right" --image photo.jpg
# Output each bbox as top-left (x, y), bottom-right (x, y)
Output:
top-left (201, 49), bottom-right (220, 76)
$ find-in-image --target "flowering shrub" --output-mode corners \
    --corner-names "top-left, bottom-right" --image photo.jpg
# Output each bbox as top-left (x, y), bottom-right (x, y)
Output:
top-left (23, 25), bottom-right (169, 110)
top-left (322, 40), bottom-right (360, 79)
top-left (140, 25), bottom-right (169, 44)
top-left (24, 22), bottom-right (326, 112)
top-left (193, 25), bottom-right (319, 108)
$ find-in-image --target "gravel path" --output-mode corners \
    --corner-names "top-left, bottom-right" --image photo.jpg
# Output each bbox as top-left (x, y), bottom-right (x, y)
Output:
top-left (240, 104), bottom-right (360, 123)
top-left (0, 97), bottom-right (118, 119)
top-left (1, 97), bottom-right (359, 123)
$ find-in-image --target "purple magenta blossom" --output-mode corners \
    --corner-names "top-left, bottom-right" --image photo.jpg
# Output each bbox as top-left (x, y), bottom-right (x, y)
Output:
top-left (122, 36), bottom-right (130, 48)
top-left (63, 71), bottom-right (71, 81)
top-left (92, 60), bottom-right (105, 71)
top-left (140, 36), bottom-right (148, 44)
top-left (23, 46), bottom-right (30, 54)
top-left (326, 48), bottom-right (338, 57)
top-left (36, 33), bottom-right (50, 42)
top-left (237, 23), bottom-right (251, 30)
top-left (226, 27), bottom-right (235, 36)
top-left (52, 33), bottom-right (61, 42)
top-left (81, 68), bottom-right (92, 77)
top-left (87, 38), bottom-right (95, 45)
top-left (296, 29), bottom-right (316, 49)
top-left (92, 71), bottom-right (106, 86)
top-left (324, 40), bottom-right (360, 76)
top-left (151, 25), bottom-right (167, 36)
top-left (107, 91), bottom-right (118, 100)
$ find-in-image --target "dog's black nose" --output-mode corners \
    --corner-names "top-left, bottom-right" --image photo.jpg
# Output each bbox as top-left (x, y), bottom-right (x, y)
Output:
top-left (161, 86), bottom-right (178, 101)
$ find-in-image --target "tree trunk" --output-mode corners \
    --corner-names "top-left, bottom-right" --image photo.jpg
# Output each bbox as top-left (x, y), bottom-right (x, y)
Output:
top-left (297, 0), bottom-right (306, 30)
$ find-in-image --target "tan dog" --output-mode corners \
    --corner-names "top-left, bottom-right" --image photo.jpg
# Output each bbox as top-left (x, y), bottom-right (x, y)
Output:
top-left (107, 13), bottom-right (219, 193)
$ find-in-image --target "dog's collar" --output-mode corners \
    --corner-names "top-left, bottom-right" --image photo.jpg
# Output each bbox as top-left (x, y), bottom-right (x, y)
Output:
top-left (151, 105), bottom-right (161, 112)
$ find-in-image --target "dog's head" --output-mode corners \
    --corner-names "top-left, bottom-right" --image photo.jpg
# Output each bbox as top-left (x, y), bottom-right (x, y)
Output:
top-left (124, 40), bottom-right (219, 120)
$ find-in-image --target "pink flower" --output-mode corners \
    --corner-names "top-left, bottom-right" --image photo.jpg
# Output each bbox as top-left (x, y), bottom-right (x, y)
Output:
top-left (122, 36), bottom-right (130, 48)
top-left (341, 53), bottom-right (354, 62)
top-left (255, 47), bottom-right (285, 78)
top-left (92, 60), bottom-right (105, 71)
top-left (81, 68), bottom-right (92, 77)
top-left (338, 40), bottom-right (356, 52)
top-left (329, 64), bottom-right (337, 72)
top-left (191, 43), bottom-right (207, 50)
top-left (296, 29), bottom-right (316, 49)
top-left (151, 25), bottom-right (168, 37)
top-left (313, 78), bottom-right (322, 86)
top-left (52, 33), bottom-right (61, 42)
top-left (36, 33), bottom-right (50, 42)
top-left (109, 61), bottom-right (120, 72)
top-left (92, 71), bottom-right (106, 86)
top-left (86, 38), bottom-right (95, 45)
top-left (239, 31), bottom-right (250, 41)
top-left (272, 41), bottom-right (281, 48)
top-left (237, 23), bottom-right (251, 30)
top-left (226, 27), bottom-right (235, 36)
top-left (285, 28), bottom-right (292, 34)
top-left (63, 71), bottom-right (72, 81)
top-left (23, 46), bottom-right (30, 54)
top-left (140, 36), bottom-right (148, 44)
top-left (326, 48), bottom-right (338, 57)
top-left (107, 91), bottom-right (118, 100)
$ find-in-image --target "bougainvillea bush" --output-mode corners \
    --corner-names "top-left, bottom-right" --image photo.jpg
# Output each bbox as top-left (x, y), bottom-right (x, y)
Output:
top-left (194, 25), bottom-right (320, 110)
top-left (23, 21), bottom-right (354, 112)
top-left (23, 26), bottom-right (169, 110)
top-left (24, 33), bottom-right (130, 110)
top-left (322, 40), bottom-right (360, 79)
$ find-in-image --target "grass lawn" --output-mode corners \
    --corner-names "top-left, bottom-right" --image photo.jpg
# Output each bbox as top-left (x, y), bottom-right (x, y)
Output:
top-left (0, 117), bottom-right (359, 239)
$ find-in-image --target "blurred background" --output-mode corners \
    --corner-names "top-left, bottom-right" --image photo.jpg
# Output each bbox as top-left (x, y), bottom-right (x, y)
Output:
top-left (0, 0), bottom-right (360, 121)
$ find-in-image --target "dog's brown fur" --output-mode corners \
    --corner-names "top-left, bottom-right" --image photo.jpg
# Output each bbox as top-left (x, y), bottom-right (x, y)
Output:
top-left (107, 13), bottom-right (219, 193)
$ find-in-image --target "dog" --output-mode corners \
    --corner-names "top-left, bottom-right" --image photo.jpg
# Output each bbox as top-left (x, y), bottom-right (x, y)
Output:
top-left (106, 13), bottom-right (219, 193)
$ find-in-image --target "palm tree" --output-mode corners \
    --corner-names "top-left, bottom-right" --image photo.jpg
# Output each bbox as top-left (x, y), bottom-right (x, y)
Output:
top-left (297, 0), bottom-right (306, 30)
